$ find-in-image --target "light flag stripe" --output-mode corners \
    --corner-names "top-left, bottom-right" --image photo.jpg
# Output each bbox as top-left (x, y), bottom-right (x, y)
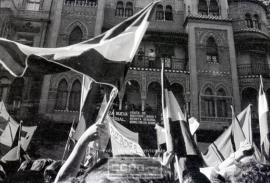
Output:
top-left (258, 76), bottom-right (269, 145)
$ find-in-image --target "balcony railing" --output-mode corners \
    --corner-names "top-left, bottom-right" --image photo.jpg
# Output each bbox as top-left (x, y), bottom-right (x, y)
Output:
top-left (131, 55), bottom-right (188, 71)
top-left (237, 64), bottom-right (270, 76)
top-left (64, 1), bottom-right (97, 7)
top-left (232, 19), bottom-right (268, 36)
top-left (15, 9), bottom-right (50, 20)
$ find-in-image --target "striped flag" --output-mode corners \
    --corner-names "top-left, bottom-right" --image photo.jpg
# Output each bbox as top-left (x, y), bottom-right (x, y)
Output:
top-left (0, 1), bottom-right (158, 89)
top-left (203, 106), bottom-right (246, 167)
top-left (258, 76), bottom-right (270, 163)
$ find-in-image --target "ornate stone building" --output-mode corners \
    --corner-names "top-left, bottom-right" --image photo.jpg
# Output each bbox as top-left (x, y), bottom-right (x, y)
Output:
top-left (0, 0), bottom-right (270, 144)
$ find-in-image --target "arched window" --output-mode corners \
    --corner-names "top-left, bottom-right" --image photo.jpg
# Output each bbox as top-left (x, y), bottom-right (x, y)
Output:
top-left (253, 14), bottom-right (261, 30)
top-left (209, 0), bottom-right (219, 16)
top-left (206, 37), bottom-right (219, 63)
top-left (165, 5), bottom-right (173, 21)
top-left (198, 0), bottom-right (208, 15)
top-left (68, 26), bottom-right (83, 45)
top-left (55, 79), bottom-right (68, 110)
top-left (115, 1), bottom-right (124, 16)
top-left (245, 13), bottom-right (253, 28)
top-left (202, 88), bottom-right (215, 117)
top-left (125, 2), bottom-right (133, 17)
top-left (156, 4), bottom-right (164, 20)
top-left (217, 88), bottom-right (228, 117)
top-left (85, 0), bottom-right (97, 6)
top-left (69, 80), bottom-right (81, 111)
top-left (122, 80), bottom-right (141, 111)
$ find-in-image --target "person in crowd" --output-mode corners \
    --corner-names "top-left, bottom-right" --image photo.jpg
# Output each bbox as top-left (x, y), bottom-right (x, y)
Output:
top-left (44, 160), bottom-right (64, 183)
top-left (208, 140), bottom-right (269, 183)
top-left (148, 49), bottom-right (156, 68)
top-left (137, 47), bottom-right (145, 61)
top-left (183, 170), bottom-right (211, 183)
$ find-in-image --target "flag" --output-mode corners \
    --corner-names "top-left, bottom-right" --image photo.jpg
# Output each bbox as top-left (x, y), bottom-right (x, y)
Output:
top-left (203, 106), bottom-right (249, 167)
top-left (109, 116), bottom-right (145, 156)
top-left (0, 1), bottom-right (158, 89)
top-left (188, 117), bottom-right (200, 136)
top-left (155, 124), bottom-right (166, 146)
top-left (258, 76), bottom-right (270, 163)
top-left (162, 69), bottom-right (198, 156)
top-left (237, 104), bottom-right (261, 161)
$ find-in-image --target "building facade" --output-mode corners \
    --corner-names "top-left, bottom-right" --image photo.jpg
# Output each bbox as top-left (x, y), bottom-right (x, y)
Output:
top-left (0, 0), bottom-right (270, 143)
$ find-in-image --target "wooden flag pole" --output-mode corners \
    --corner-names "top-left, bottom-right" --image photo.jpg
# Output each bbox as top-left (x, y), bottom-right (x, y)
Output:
top-left (17, 120), bottom-right (23, 160)
top-left (62, 118), bottom-right (76, 161)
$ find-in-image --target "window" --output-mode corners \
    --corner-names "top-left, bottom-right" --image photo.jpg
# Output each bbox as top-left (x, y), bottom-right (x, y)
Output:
top-left (202, 88), bottom-right (215, 117)
top-left (65, 0), bottom-right (75, 4)
top-left (217, 89), bottom-right (228, 117)
top-left (165, 5), bottom-right (173, 21)
top-left (198, 0), bottom-right (208, 15)
top-left (156, 4), bottom-right (164, 20)
top-left (245, 14), bottom-right (253, 28)
top-left (253, 14), bottom-right (261, 30)
top-left (68, 26), bottom-right (83, 45)
top-left (115, 1), bottom-right (124, 16)
top-left (69, 80), bottom-right (81, 111)
top-left (206, 37), bottom-right (219, 63)
top-left (55, 79), bottom-right (68, 110)
top-left (209, 0), bottom-right (219, 16)
top-left (125, 2), bottom-right (133, 17)
top-left (26, 0), bottom-right (40, 11)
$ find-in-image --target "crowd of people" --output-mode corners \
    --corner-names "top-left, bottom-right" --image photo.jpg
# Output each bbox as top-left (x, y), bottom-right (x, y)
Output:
top-left (0, 121), bottom-right (270, 183)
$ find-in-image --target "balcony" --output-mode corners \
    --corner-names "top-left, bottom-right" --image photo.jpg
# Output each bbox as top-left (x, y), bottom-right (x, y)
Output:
top-left (15, 9), bottom-right (50, 21)
top-left (237, 64), bottom-right (270, 76)
top-left (130, 55), bottom-right (189, 72)
top-left (232, 19), bottom-right (269, 39)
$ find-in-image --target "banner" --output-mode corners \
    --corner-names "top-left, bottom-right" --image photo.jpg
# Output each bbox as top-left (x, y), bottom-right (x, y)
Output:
top-left (109, 117), bottom-right (145, 157)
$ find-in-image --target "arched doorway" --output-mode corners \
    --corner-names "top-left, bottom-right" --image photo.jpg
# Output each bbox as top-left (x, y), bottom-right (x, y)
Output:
top-left (170, 83), bottom-right (185, 111)
top-left (242, 87), bottom-right (258, 119)
top-left (122, 80), bottom-right (141, 111)
top-left (146, 82), bottom-right (161, 114)
top-left (8, 78), bottom-right (24, 112)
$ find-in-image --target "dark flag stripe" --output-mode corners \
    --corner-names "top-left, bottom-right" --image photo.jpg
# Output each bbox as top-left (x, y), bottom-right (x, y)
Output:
top-left (0, 1), bottom-right (159, 90)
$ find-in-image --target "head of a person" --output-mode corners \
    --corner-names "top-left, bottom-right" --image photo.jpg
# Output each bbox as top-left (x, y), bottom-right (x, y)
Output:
top-left (183, 170), bottom-right (211, 183)
top-left (231, 160), bottom-right (270, 183)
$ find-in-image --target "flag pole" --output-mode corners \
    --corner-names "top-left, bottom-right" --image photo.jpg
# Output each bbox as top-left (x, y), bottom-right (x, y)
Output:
top-left (62, 118), bottom-right (76, 161)
top-left (17, 120), bottom-right (22, 160)
top-left (161, 60), bottom-right (173, 153)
